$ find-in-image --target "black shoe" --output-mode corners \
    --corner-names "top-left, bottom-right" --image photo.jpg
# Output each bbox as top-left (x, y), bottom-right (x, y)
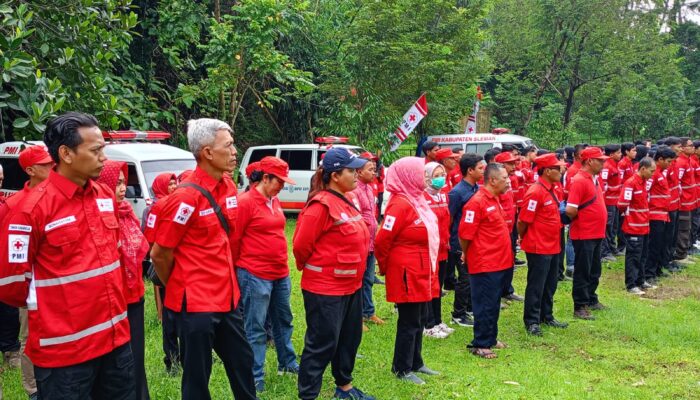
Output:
top-left (443, 282), bottom-right (455, 291)
top-left (573, 308), bottom-right (595, 320)
top-left (542, 319), bottom-right (569, 328)
top-left (503, 293), bottom-right (524, 302)
top-left (588, 302), bottom-right (607, 311)
top-left (451, 315), bottom-right (474, 327)
top-left (515, 259), bottom-right (527, 266)
top-left (526, 324), bottom-right (542, 336)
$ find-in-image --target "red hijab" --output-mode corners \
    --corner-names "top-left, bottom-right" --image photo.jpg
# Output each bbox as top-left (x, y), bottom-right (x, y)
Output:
top-left (152, 173), bottom-right (176, 200)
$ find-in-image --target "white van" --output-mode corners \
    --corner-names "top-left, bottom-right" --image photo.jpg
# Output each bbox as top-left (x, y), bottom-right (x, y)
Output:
top-left (238, 137), bottom-right (365, 212)
top-left (0, 131), bottom-right (196, 220)
top-left (426, 131), bottom-right (536, 155)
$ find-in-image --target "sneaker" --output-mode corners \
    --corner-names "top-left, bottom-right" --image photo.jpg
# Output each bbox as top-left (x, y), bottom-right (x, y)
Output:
top-left (415, 365), bottom-right (440, 375)
top-left (396, 372), bottom-right (426, 385)
top-left (278, 365), bottom-right (299, 376)
top-left (588, 302), bottom-right (608, 311)
top-left (641, 281), bottom-right (658, 290)
top-left (542, 319), bottom-right (569, 328)
top-left (503, 293), bottom-right (524, 302)
top-left (514, 259), bottom-right (527, 266)
top-left (255, 380), bottom-right (265, 393)
top-left (437, 322), bottom-right (455, 335)
top-left (423, 327), bottom-right (448, 339)
top-left (694, 241), bottom-right (700, 250)
top-left (573, 308), bottom-right (595, 320)
top-left (676, 257), bottom-right (693, 266)
top-left (451, 315), bottom-right (474, 327)
top-left (334, 386), bottom-right (376, 399)
top-left (526, 324), bottom-right (543, 336)
top-left (602, 255), bottom-right (616, 262)
top-left (627, 287), bottom-right (646, 295)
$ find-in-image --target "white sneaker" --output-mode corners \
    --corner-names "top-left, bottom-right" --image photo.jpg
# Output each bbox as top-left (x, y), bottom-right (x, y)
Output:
top-left (627, 287), bottom-right (646, 295)
top-left (437, 322), bottom-right (455, 335)
top-left (423, 327), bottom-right (448, 339)
top-left (693, 241), bottom-right (700, 250)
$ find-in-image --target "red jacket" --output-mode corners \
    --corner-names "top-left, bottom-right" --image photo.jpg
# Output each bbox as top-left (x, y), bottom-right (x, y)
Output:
top-left (666, 160), bottom-right (680, 211)
top-left (0, 172), bottom-right (128, 368)
top-left (618, 157), bottom-right (634, 185)
top-left (564, 161), bottom-right (582, 199)
top-left (293, 190), bottom-right (369, 296)
top-left (677, 153), bottom-right (697, 211)
top-left (618, 174), bottom-right (650, 235)
top-left (601, 158), bottom-right (621, 206)
top-left (375, 195), bottom-right (437, 303)
top-left (423, 188), bottom-right (450, 261)
top-left (648, 168), bottom-right (670, 222)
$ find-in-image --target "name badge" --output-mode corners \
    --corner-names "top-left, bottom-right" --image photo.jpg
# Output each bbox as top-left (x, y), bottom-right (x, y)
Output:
top-left (486, 206), bottom-right (496, 212)
top-left (96, 198), bottom-right (114, 212)
top-left (45, 216), bottom-right (77, 232)
top-left (226, 196), bottom-right (238, 209)
top-left (199, 208), bottom-right (214, 217)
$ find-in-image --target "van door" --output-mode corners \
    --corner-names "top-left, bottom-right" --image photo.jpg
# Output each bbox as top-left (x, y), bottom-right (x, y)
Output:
top-left (278, 149), bottom-right (313, 210)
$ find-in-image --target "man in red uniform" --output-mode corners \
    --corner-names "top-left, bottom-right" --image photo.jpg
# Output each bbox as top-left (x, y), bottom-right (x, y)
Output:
top-left (645, 147), bottom-right (676, 283)
top-left (448, 147), bottom-right (465, 188)
top-left (565, 147), bottom-right (609, 320)
top-left (563, 144), bottom-right (588, 199)
top-left (459, 163), bottom-right (512, 359)
top-left (690, 140), bottom-right (700, 254)
top-left (673, 137), bottom-right (697, 265)
top-left (617, 157), bottom-right (655, 295)
top-left (151, 118), bottom-right (256, 400)
top-left (0, 112), bottom-right (135, 399)
top-left (422, 141), bottom-right (440, 163)
top-left (616, 143), bottom-right (637, 254)
top-left (518, 153), bottom-right (568, 336)
top-left (663, 137), bottom-right (682, 270)
top-left (435, 148), bottom-right (460, 190)
top-left (600, 144), bottom-right (622, 261)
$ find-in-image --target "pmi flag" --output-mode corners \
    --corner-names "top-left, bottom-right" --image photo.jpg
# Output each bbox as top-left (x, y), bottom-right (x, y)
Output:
top-left (464, 86), bottom-right (483, 135)
top-left (390, 93), bottom-right (428, 151)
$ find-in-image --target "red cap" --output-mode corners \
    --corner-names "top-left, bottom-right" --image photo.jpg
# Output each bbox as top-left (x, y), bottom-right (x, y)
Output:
top-left (19, 145), bottom-right (53, 170)
top-left (580, 147), bottom-right (609, 161)
top-left (534, 153), bottom-right (566, 169)
top-left (435, 148), bottom-right (456, 162)
top-left (494, 152), bottom-right (518, 164)
top-left (245, 161), bottom-right (261, 178)
top-left (360, 151), bottom-right (378, 161)
top-left (260, 156), bottom-right (296, 185)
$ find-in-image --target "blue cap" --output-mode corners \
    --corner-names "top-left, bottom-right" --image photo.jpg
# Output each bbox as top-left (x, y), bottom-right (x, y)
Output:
top-left (322, 147), bottom-right (368, 172)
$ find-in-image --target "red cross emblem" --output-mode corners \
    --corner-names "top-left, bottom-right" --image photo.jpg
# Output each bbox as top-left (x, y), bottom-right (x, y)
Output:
top-left (409, 114), bottom-right (416, 122)
top-left (468, 126), bottom-right (474, 133)
top-left (181, 208), bottom-right (190, 215)
top-left (13, 240), bottom-right (24, 250)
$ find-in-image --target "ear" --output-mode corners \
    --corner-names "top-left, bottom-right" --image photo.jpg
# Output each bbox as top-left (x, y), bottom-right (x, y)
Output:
top-left (58, 145), bottom-right (73, 165)
top-left (202, 145), bottom-right (214, 161)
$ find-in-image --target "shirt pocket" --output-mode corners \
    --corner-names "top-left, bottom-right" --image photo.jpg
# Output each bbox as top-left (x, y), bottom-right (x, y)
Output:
top-left (45, 225), bottom-right (83, 272)
top-left (334, 252), bottom-right (361, 278)
top-left (194, 215), bottom-right (223, 245)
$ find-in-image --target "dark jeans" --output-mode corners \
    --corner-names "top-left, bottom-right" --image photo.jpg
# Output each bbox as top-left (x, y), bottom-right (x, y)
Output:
top-left (0, 301), bottom-right (20, 352)
top-left (426, 260), bottom-right (447, 328)
top-left (572, 239), bottom-right (603, 310)
top-left (392, 302), bottom-right (428, 375)
top-left (361, 252), bottom-right (377, 318)
top-left (158, 286), bottom-right (183, 370)
top-left (601, 205), bottom-right (620, 257)
top-left (501, 226), bottom-right (517, 297)
top-left (127, 298), bottom-right (150, 400)
top-left (451, 251), bottom-right (472, 318)
top-left (175, 306), bottom-right (256, 400)
top-left (298, 290), bottom-right (362, 400)
top-left (665, 210), bottom-right (680, 266)
top-left (674, 211), bottom-right (692, 259)
top-left (523, 253), bottom-right (560, 326)
top-left (645, 220), bottom-right (667, 280)
top-left (624, 234), bottom-right (649, 289)
top-left (34, 343), bottom-right (136, 400)
top-left (558, 227), bottom-right (566, 279)
top-left (469, 268), bottom-right (510, 349)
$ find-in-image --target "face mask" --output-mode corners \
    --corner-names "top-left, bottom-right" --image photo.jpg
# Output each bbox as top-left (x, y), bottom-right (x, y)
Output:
top-left (430, 176), bottom-right (446, 189)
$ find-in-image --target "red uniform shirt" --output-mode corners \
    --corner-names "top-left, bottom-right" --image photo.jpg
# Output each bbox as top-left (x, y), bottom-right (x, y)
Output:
top-left (231, 188), bottom-right (288, 281)
top-left (617, 174), bottom-right (650, 235)
top-left (601, 158), bottom-right (621, 206)
top-left (666, 159), bottom-right (680, 212)
top-left (376, 195), bottom-right (438, 303)
top-left (617, 157), bottom-right (634, 185)
top-left (423, 188), bottom-right (450, 261)
top-left (677, 153), bottom-right (696, 211)
top-left (564, 161), bottom-right (582, 199)
top-left (499, 187), bottom-right (516, 231)
top-left (293, 190), bottom-right (369, 296)
top-left (458, 187), bottom-right (513, 274)
top-left (510, 174), bottom-right (523, 209)
top-left (648, 168), bottom-right (670, 222)
top-left (694, 154), bottom-right (700, 201)
top-left (143, 199), bottom-right (166, 244)
top-left (519, 178), bottom-right (562, 255)
top-left (0, 171), bottom-right (128, 368)
top-left (448, 168), bottom-right (463, 189)
top-left (155, 167), bottom-right (240, 312)
top-left (568, 170), bottom-right (607, 240)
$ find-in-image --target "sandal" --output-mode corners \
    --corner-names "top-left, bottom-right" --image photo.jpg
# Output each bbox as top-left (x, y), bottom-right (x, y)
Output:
top-left (494, 341), bottom-right (508, 349)
top-left (470, 348), bottom-right (497, 359)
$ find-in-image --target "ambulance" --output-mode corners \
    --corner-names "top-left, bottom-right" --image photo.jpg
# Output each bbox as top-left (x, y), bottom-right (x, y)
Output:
top-left (237, 137), bottom-right (365, 212)
top-left (426, 129), bottom-right (536, 155)
top-left (0, 131), bottom-right (196, 220)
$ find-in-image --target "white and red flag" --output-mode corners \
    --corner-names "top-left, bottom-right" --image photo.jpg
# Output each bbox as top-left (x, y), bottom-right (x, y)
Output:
top-left (464, 86), bottom-right (483, 135)
top-left (389, 93), bottom-right (428, 151)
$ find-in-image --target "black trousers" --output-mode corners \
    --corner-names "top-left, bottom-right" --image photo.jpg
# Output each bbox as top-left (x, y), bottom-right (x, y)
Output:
top-left (523, 253), bottom-right (560, 326)
top-left (558, 227), bottom-right (566, 280)
top-left (0, 301), bottom-right (20, 352)
top-left (601, 205), bottom-right (620, 257)
top-left (175, 305), bottom-right (256, 400)
top-left (127, 299), bottom-right (150, 400)
top-left (158, 286), bottom-right (183, 370)
top-left (35, 343), bottom-right (136, 400)
top-left (665, 210), bottom-right (680, 266)
top-left (392, 302), bottom-right (428, 375)
top-left (501, 225), bottom-right (517, 297)
top-left (426, 260), bottom-right (446, 328)
top-left (616, 215), bottom-right (626, 252)
top-left (692, 208), bottom-right (700, 245)
top-left (572, 239), bottom-right (603, 310)
top-left (624, 234), bottom-right (649, 289)
top-left (444, 250), bottom-right (457, 290)
top-left (645, 221), bottom-right (667, 280)
top-left (451, 251), bottom-right (472, 318)
top-left (469, 268), bottom-right (510, 349)
top-left (674, 211), bottom-right (692, 259)
top-left (298, 290), bottom-right (362, 400)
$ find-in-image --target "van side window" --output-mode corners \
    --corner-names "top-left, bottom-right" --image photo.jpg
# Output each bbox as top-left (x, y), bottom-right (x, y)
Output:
top-left (466, 143), bottom-right (493, 155)
top-left (125, 163), bottom-right (142, 199)
top-left (250, 149), bottom-right (277, 163)
top-left (280, 150), bottom-right (313, 171)
top-left (0, 158), bottom-right (29, 191)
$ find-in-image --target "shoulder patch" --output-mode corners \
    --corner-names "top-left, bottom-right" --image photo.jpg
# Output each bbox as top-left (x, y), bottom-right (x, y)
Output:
top-left (226, 196), bottom-right (238, 209)
top-left (174, 202), bottom-right (195, 225)
top-left (146, 213), bottom-right (157, 229)
top-left (623, 187), bottom-right (633, 201)
top-left (464, 210), bottom-right (475, 223)
top-left (382, 215), bottom-right (396, 231)
top-left (8, 234), bottom-right (29, 263)
top-left (96, 198), bottom-right (114, 212)
top-left (527, 199), bottom-right (538, 212)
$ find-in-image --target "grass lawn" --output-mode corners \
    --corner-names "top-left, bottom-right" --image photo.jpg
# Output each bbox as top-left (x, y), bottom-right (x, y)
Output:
top-left (3, 219), bottom-right (700, 399)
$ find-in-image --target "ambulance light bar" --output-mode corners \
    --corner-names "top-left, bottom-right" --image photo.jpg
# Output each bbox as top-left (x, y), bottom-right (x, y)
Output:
top-left (102, 130), bottom-right (171, 141)
top-left (492, 128), bottom-right (511, 134)
top-left (315, 136), bottom-right (349, 144)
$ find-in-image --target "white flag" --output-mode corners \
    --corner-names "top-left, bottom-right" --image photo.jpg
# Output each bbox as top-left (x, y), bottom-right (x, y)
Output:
top-left (464, 100), bottom-right (479, 135)
top-left (389, 94), bottom-right (428, 151)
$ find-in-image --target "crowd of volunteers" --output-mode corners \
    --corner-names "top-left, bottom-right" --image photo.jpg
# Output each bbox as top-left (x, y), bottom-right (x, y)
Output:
top-left (0, 112), bottom-right (698, 400)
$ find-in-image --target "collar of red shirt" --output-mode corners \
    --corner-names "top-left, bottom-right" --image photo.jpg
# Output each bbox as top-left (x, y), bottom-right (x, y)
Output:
top-left (191, 166), bottom-right (225, 192)
top-left (249, 185), bottom-right (276, 206)
top-left (50, 170), bottom-right (98, 199)
top-left (479, 185), bottom-right (498, 200)
top-left (537, 176), bottom-right (554, 190)
top-left (576, 169), bottom-right (595, 182)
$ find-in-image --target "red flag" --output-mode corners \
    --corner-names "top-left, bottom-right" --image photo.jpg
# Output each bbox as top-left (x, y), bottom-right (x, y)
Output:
top-left (390, 94), bottom-right (428, 151)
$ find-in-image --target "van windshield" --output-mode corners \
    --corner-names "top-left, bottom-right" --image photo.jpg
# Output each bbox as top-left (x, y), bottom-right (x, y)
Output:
top-left (141, 159), bottom-right (197, 195)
